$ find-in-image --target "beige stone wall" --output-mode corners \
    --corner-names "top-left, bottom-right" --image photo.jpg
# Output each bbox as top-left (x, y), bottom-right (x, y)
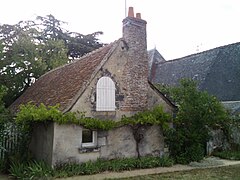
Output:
top-left (51, 123), bottom-right (100, 166)
top-left (50, 123), bottom-right (164, 165)
top-left (100, 126), bottom-right (137, 159)
top-left (138, 125), bottom-right (164, 157)
top-left (147, 85), bottom-right (174, 114)
top-left (29, 122), bottom-right (54, 165)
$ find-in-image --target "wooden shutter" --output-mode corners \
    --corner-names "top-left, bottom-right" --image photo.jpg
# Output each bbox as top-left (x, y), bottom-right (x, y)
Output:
top-left (96, 77), bottom-right (115, 111)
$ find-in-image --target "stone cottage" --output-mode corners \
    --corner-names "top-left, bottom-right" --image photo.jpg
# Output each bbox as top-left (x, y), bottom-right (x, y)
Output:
top-left (149, 42), bottom-right (240, 114)
top-left (10, 7), bottom-right (175, 166)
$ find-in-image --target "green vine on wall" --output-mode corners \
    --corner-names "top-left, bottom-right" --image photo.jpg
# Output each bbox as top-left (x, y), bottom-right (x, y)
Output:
top-left (15, 103), bottom-right (171, 131)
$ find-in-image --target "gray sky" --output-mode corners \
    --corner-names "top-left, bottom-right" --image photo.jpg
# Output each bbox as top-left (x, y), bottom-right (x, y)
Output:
top-left (1, 0), bottom-right (240, 59)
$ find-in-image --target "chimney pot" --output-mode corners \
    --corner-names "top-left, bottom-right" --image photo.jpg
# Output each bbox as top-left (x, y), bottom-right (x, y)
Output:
top-left (136, 13), bottom-right (141, 19)
top-left (128, 7), bottom-right (134, 17)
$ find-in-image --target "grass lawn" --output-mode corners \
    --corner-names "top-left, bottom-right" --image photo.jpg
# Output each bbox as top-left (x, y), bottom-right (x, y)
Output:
top-left (120, 165), bottom-right (240, 180)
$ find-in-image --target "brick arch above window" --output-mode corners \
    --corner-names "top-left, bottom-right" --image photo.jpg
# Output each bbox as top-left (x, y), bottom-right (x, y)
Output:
top-left (96, 76), bottom-right (116, 111)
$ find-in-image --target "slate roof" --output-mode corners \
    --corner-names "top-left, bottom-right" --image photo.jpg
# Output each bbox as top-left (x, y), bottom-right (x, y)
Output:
top-left (10, 42), bottom-right (117, 112)
top-left (148, 49), bottom-right (166, 81)
top-left (152, 42), bottom-right (240, 101)
top-left (222, 101), bottom-right (240, 115)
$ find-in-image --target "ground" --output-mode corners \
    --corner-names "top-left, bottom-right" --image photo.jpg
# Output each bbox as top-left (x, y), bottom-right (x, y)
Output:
top-left (1, 157), bottom-right (240, 179)
top-left (61, 157), bottom-right (240, 180)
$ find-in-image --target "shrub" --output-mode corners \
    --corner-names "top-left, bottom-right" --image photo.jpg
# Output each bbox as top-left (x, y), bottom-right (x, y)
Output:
top-left (54, 156), bottom-right (173, 178)
top-left (9, 162), bottom-right (26, 179)
top-left (8, 156), bottom-right (173, 179)
top-left (213, 151), bottom-right (240, 160)
top-left (163, 79), bottom-right (229, 164)
top-left (9, 160), bottom-right (53, 179)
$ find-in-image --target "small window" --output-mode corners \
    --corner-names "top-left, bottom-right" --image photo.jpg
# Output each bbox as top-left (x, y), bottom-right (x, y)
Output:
top-left (81, 129), bottom-right (97, 148)
top-left (96, 76), bottom-right (115, 111)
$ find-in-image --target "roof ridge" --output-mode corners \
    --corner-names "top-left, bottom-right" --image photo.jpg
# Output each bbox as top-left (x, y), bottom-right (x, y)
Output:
top-left (161, 41), bottom-right (240, 64)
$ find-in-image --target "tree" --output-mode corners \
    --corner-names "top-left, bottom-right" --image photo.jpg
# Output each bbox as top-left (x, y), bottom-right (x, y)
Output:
top-left (36, 15), bottom-right (104, 60)
top-left (165, 79), bottom-right (229, 163)
top-left (0, 22), bottom-right (68, 106)
top-left (0, 15), bottom-right (104, 106)
top-left (66, 31), bottom-right (103, 59)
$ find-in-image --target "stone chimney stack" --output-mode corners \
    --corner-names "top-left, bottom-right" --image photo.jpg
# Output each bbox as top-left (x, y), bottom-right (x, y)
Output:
top-left (121, 7), bottom-right (148, 111)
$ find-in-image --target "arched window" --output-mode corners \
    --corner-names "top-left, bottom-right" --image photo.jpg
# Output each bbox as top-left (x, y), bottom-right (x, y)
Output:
top-left (96, 76), bottom-right (115, 111)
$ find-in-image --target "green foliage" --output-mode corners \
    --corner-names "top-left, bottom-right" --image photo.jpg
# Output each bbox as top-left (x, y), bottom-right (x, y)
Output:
top-left (0, 122), bottom-right (32, 173)
top-left (16, 103), bottom-right (74, 126)
top-left (77, 117), bottom-right (117, 130)
top-left (121, 106), bottom-right (171, 129)
top-left (120, 106), bottom-right (171, 131)
top-left (171, 79), bottom-right (227, 128)
top-left (0, 21), bottom-right (68, 106)
top-left (0, 159), bottom-right (7, 173)
top-left (9, 162), bottom-right (26, 179)
top-left (0, 86), bottom-right (13, 168)
top-left (164, 79), bottom-right (229, 164)
top-left (8, 156), bottom-right (173, 179)
top-left (39, 39), bottom-right (68, 70)
top-left (0, 15), bottom-right (104, 106)
top-left (15, 103), bottom-right (171, 131)
top-left (9, 160), bottom-right (53, 179)
top-left (0, 86), bottom-right (10, 123)
top-left (213, 151), bottom-right (240, 160)
top-left (54, 156), bottom-right (173, 178)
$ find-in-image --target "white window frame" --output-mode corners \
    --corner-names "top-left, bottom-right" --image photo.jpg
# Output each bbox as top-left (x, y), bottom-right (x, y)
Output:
top-left (81, 129), bottom-right (97, 148)
top-left (96, 76), bottom-right (116, 111)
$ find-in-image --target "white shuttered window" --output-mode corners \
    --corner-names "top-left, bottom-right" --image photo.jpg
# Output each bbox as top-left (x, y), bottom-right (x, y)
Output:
top-left (96, 77), bottom-right (115, 111)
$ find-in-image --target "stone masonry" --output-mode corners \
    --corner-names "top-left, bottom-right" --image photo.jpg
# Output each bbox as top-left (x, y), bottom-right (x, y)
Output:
top-left (121, 7), bottom-right (149, 111)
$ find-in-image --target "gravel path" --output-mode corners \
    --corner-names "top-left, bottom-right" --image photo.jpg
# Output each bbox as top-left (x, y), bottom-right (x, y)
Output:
top-left (61, 157), bottom-right (240, 180)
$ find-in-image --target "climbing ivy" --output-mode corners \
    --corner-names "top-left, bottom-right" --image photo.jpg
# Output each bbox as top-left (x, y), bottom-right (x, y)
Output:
top-left (121, 105), bottom-right (171, 128)
top-left (15, 102), bottom-right (171, 131)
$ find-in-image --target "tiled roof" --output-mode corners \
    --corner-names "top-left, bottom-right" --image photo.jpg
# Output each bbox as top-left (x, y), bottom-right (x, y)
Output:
top-left (10, 42), bottom-right (117, 112)
top-left (152, 42), bottom-right (240, 101)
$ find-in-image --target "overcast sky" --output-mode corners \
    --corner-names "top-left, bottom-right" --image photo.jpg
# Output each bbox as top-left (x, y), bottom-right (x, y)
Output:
top-left (1, 0), bottom-right (240, 59)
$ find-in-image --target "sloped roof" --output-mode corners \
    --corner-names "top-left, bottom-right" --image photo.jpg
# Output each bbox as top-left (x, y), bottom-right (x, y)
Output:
top-left (222, 101), bottom-right (240, 115)
top-left (152, 42), bottom-right (240, 101)
top-left (10, 42), bottom-right (117, 112)
top-left (148, 48), bottom-right (166, 68)
top-left (148, 49), bottom-right (166, 81)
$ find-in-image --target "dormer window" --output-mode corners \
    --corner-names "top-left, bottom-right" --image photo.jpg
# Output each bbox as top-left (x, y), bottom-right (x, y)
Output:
top-left (96, 76), bottom-right (115, 111)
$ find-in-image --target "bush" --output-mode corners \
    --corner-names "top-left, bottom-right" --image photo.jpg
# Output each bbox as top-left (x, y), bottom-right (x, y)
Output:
top-left (163, 79), bottom-right (229, 164)
top-left (213, 151), bottom-right (240, 160)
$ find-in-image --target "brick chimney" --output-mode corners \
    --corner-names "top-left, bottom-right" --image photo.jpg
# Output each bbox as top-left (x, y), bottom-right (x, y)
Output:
top-left (121, 7), bottom-right (148, 111)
